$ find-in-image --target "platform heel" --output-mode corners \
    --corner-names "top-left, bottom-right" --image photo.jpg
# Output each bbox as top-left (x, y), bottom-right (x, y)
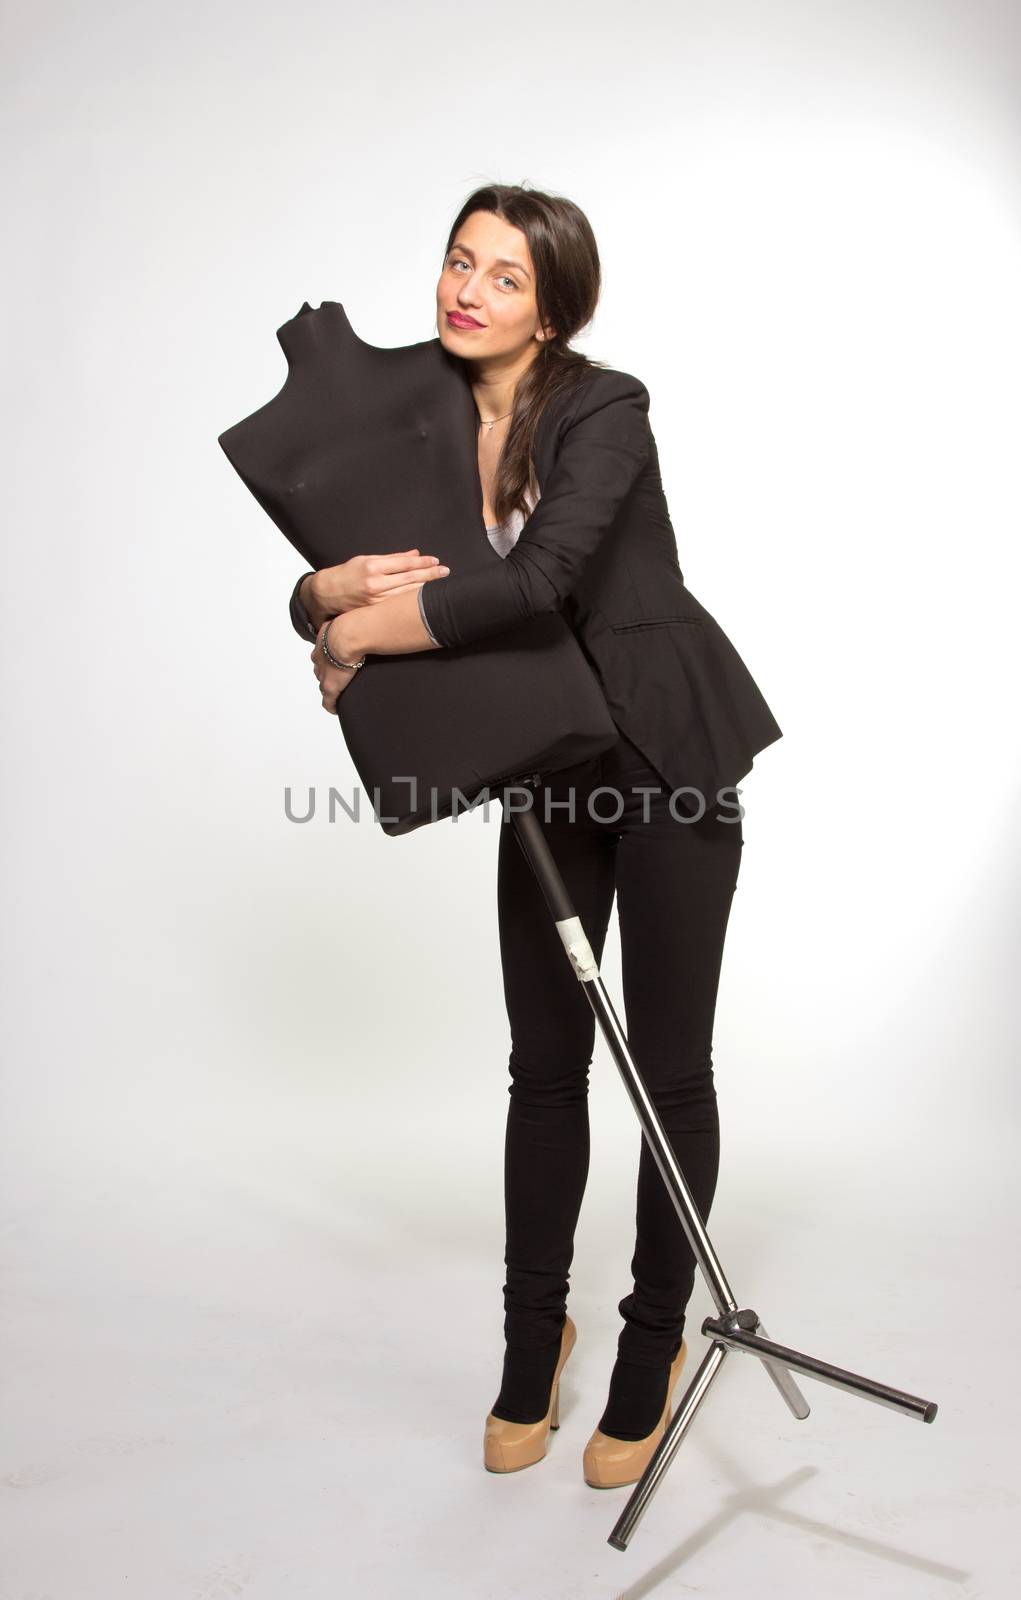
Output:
top-left (483, 1314), bottom-right (577, 1473)
top-left (583, 1337), bottom-right (688, 1489)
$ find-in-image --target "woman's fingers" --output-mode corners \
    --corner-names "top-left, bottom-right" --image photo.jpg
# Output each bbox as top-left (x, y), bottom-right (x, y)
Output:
top-left (373, 550), bottom-right (447, 572)
top-left (329, 551), bottom-right (451, 606)
top-left (310, 645), bottom-right (353, 715)
top-left (371, 557), bottom-right (450, 595)
top-left (362, 549), bottom-right (430, 571)
top-left (377, 571), bottom-right (449, 600)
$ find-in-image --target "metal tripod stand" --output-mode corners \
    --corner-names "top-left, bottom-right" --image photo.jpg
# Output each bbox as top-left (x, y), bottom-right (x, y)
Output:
top-left (498, 774), bottom-right (938, 1554)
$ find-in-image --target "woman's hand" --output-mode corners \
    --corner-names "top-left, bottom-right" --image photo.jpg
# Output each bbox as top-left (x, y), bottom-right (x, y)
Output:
top-left (308, 549), bottom-right (450, 621)
top-left (311, 620), bottom-right (361, 716)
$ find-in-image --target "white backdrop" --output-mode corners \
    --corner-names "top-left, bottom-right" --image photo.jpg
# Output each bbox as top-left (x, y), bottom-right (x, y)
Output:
top-left (3, 1), bottom-right (1019, 1595)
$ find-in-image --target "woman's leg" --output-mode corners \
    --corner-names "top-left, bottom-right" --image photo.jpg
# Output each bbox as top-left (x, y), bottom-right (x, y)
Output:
top-left (490, 757), bottom-right (618, 1423)
top-left (596, 737), bottom-right (744, 1437)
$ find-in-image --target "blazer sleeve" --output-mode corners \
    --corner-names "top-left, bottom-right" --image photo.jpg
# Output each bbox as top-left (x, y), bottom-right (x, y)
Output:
top-left (420, 369), bottom-right (652, 650)
top-left (417, 584), bottom-right (443, 645)
top-left (289, 569), bottom-right (319, 642)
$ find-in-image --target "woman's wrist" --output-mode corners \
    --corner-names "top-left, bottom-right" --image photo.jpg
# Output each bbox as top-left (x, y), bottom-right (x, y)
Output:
top-left (301, 573), bottom-right (333, 634)
top-left (324, 613), bottom-right (367, 668)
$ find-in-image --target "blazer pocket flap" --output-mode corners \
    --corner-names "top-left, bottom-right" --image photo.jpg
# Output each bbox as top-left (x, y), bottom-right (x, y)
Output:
top-left (609, 615), bottom-right (704, 633)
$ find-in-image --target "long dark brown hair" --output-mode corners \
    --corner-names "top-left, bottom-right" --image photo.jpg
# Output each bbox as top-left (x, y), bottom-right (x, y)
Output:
top-left (442, 182), bottom-right (607, 530)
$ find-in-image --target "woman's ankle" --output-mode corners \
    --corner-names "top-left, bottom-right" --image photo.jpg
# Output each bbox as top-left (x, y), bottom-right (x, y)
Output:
top-left (490, 1329), bottom-right (565, 1424)
top-left (596, 1354), bottom-right (671, 1441)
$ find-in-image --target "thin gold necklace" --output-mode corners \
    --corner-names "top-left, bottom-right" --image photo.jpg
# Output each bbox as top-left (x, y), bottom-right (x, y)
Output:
top-left (478, 410), bottom-right (512, 434)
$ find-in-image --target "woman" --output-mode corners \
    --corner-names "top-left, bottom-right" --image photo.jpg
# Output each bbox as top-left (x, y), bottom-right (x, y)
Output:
top-left (288, 184), bottom-right (783, 1488)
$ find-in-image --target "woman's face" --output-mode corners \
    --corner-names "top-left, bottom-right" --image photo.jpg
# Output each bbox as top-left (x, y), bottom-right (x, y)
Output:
top-left (435, 209), bottom-right (554, 366)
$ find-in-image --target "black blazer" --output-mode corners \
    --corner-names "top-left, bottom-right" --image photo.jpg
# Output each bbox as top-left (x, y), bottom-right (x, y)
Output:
top-left (292, 364), bottom-right (782, 807)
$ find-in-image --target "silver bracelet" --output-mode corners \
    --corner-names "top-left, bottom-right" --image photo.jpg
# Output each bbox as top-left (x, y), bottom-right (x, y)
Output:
top-left (320, 619), bottom-right (366, 672)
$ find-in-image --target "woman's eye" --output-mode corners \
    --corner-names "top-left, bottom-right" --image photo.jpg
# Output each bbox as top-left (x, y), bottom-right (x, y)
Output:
top-left (448, 259), bottom-right (517, 290)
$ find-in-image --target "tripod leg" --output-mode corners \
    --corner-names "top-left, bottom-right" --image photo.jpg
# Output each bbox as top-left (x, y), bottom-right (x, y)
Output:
top-left (701, 1316), bottom-right (938, 1423)
top-left (608, 1339), bottom-right (730, 1551)
top-left (752, 1320), bottom-right (812, 1420)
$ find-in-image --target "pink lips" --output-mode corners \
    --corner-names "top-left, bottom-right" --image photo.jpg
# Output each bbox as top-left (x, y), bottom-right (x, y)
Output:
top-left (447, 312), bottom-right (484, 329)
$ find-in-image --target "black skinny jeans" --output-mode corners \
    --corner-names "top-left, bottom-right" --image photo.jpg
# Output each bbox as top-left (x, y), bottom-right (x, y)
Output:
top-left (495, 728), bottom-right (743, 1369)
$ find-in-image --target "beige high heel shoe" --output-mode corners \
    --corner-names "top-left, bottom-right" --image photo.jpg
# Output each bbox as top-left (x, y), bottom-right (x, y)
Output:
top-left (483, 1314), bottom-right (577, 1473)
top-left (583, 1338), bottom-right (688, 1488)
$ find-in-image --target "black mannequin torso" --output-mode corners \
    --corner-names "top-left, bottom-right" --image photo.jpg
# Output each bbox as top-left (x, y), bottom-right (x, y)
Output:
top-left (220, 301), bottom-right (483, 572)
top-left (217, 301), bottom-right (619, 835)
